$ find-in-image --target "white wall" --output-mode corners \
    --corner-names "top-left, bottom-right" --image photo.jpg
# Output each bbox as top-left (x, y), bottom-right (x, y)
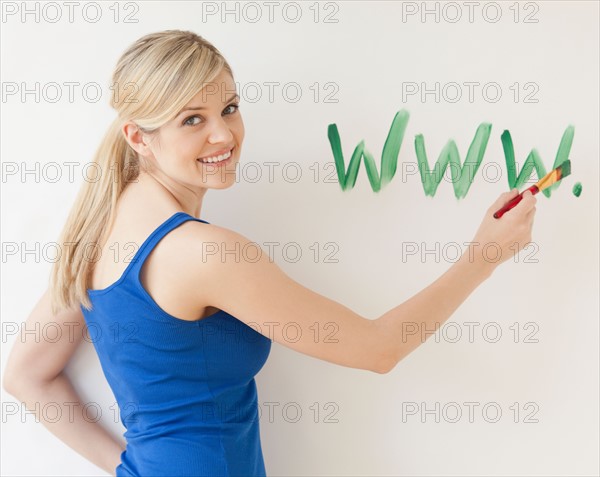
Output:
top-left (2, 1), bottom-right (598, 475)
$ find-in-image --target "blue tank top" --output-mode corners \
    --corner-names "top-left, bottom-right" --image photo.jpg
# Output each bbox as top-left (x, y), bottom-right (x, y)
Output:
top-left (80, 212), bottom-right (272, 477)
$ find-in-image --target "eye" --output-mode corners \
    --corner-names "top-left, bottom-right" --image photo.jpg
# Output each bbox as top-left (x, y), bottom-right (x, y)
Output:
top-left (182, 103), bottom-right (240, 127)
top-left (224, 103), bottom-right (240, 115)
top-left (183, 115), bottom-right (201, 126)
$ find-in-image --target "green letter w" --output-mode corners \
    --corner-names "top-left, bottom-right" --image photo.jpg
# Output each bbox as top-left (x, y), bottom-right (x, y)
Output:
top-left (327, 110), bottom-right (410, 192)
top-left (414, 123), bottom-right (492, 200)
top-left (501, 125), bottom-right (574, 198)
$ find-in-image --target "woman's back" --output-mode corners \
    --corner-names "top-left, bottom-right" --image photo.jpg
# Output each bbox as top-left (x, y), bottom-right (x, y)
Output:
top-left (83, 190), bottom-right (272, 476)
top-left (90, 179), bottom-right (224, 322)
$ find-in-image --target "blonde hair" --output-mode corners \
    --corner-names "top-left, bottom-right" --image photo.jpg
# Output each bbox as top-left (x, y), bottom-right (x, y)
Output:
top-left (49, 30), bottom-right (233, 314)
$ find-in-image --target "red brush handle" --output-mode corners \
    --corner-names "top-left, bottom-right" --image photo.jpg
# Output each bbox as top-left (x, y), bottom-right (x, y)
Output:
top-left (493, 185), bottom-right (539, 219)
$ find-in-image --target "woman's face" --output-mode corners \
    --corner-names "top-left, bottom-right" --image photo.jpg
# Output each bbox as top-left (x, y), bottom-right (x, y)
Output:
top-left (140, 68), bottom-right (244, 190)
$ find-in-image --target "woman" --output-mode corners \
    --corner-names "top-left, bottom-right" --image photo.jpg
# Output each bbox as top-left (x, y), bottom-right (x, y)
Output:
top-left (3, 30), bottom-right (537, 476)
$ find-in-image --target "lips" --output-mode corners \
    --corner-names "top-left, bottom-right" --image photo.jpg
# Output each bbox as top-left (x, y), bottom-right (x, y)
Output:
top-left (197, 147), bottom-right (234, 161)
top-left (196, 147), bottom-right (235, 167)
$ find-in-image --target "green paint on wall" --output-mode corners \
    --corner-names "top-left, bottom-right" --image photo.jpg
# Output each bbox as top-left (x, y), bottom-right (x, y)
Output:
top-left (327, 110), bottom-right (575, 200)
top-left (327, 110), bottom-right (410, 192)
top-left (573, 182), bottom-right (582, 197)
top-left (500, 125), bottom-right (574, 199)
top-left (414, 123), bottom-right (491, 199)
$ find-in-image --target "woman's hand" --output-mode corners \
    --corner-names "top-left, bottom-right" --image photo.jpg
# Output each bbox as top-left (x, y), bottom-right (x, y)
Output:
top-left (467, 188), bottom-right (537, 273)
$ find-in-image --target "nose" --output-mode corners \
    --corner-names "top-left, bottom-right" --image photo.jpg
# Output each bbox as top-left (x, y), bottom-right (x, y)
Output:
top-left (206, 116), bottom-right (234, 145)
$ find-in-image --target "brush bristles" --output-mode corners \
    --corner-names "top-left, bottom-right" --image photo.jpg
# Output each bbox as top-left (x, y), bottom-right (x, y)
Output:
top-left (558, 160), bottom-right (571, 179)
top-left (536, 159), bottom-right (572, 191)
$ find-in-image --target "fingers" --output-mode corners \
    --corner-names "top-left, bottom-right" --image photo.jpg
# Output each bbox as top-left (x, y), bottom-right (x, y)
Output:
top-left (489, 188), bottom-right (519, 212)
top-left (524, 202), bottom-right (536, 243)
top-left (516, 190), bottom-right (537, 213)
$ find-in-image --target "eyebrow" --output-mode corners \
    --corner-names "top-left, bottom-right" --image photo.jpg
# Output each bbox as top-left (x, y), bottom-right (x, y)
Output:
top-left (177, 93), bottom-right (240, 116)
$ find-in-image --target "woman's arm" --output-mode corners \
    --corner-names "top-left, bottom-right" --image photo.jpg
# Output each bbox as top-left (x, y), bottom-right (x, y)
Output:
top-left (3, 289), bottom-right (125, 475)
top-left (5, 373), bottom-right (125, 475)
top-left (179, 189), bottom-right (536, 374)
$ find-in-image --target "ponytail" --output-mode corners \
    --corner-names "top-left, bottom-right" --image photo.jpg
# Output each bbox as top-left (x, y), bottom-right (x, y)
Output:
top-left (49, 117), bottom-right (139, 314)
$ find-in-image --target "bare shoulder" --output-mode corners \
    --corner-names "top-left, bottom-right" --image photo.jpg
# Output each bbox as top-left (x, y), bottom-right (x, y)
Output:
top-left (165, 219), bottom-right (250, 262)
top-left (172, 220), bottom-right (266, 283)
top-left (184, 221), bottom-right (259, 261)
top-left (150, 220), bottom-right (258, 309)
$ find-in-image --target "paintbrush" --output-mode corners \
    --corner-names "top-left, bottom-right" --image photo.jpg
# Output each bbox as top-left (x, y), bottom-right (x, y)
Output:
top-left (493, 160), bottom-right (572, 219)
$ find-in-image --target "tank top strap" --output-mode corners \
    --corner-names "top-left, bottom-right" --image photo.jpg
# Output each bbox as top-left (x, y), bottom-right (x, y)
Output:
top-left (126, 211), bottom-right (210, 279)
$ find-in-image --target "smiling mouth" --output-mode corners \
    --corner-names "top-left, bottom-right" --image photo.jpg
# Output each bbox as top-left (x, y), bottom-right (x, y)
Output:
top-left (197, 147), bottom-right (234, 164)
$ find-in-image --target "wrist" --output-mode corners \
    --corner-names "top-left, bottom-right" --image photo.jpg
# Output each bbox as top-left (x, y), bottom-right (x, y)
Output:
top-left (457, 251), bottom-right (496, 282)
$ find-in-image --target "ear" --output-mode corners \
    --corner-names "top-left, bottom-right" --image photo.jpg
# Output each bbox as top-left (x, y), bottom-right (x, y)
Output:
top-left (122, 121), bottom-right (153, 157)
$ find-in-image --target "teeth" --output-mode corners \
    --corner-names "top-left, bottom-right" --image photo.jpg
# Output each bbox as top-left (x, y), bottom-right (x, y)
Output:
top-left (198, 149), bottom-right (232, 163)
